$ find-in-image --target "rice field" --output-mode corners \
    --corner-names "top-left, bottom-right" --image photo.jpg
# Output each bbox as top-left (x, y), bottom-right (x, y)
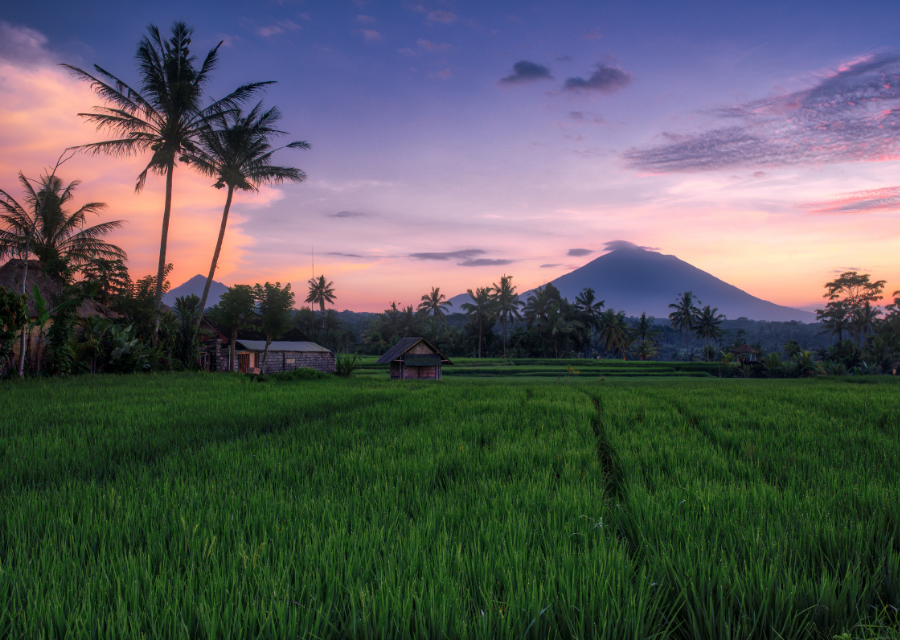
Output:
top-left (1, 374), bottom-right (898, 639)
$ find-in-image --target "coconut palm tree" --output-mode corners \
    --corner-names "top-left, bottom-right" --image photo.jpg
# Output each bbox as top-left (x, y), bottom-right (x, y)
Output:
top-left (574, 287), bottom-right (604, 352)
top-left (397, 305), bottom-right (426, 337)
top-left (852, 301), bottom-right (881, 348)
top-left (63, 21), bottom-right (272, 311)
top-left (461, 287), bottom-right (497, 358)
top-left (0, 173), bottom-right (126, 269)
top-left (490, 274), bottom-right (522, 356)
top-left (816, 301), bottom-right (850, 344)
top-left (417, 286), bottom-right (452, 323)
top-left (597, 308), bottom-right (630, 359)
top-left (538, 302), bottom-right (583, 358)
top-left (695, 305), bottom-right (725, 361)
top-left (668, 291), bottom-right (700, 360)
top-left (305, 275), bottom-right (336, 329)
top-left (182, 103), bottom-right (308, 330)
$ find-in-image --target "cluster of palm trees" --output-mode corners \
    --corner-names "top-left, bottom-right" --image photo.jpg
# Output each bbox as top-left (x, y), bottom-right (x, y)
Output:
top-left (61, 21), bottom-right (308, 334)
top-left (667, 291), bottom-right (726, 361)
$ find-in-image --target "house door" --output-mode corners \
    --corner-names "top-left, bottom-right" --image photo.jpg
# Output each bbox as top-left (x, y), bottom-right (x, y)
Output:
top-left (238, 353), bottom-right (251, 373)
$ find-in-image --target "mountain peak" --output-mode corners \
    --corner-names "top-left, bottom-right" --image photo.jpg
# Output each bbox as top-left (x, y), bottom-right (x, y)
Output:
top-left (163, 275), bottom-right (229, 308)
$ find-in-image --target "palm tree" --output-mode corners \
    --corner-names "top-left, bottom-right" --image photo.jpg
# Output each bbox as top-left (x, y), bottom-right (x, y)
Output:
top-left (0, 173), bottom-right (126, 268)
top-left (522, 286), bottom-right (554, 334)
top-left (631, 312), bottom-right (659, 343)
top-left (668, 291), bottom-right (700, 360)
top-left (634, 339), bottom-right (658, 361)
top-left (816, 301), bottom-right (849, 344)
top-left (63, 21), bottom-right (272, 311)
top-left (574, 287), bottom-right (604, 353)
top-left (461, 287), bottom-right (497, 358)
top-left (491, 274), bottom-right (522, 356)
top-left (397, 305), bottom-right (426, 337)
top-left (305, 275), bottom-right (336, 329)
top-left (597, 308), bottom-right (630, 359)
top-left (417, 286), bottom-right (452, 323)
top-left (183, 103), bottom-right (308, 330)
top-left (538, 302), bottom-right (583, 358)
top-left (695, 305), bottom-right (725, 361)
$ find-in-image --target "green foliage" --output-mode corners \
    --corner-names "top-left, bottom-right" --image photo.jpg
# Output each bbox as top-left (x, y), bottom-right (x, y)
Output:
top-left (0, 376), bottom-right (898, 638)
top-left (334, 351), bottom-right (361, 377)
top-left (173, 294), bottom-right (203, 368)
top-left (252, 281), bottom-right (295, 367)
top-left (0, 286), bottom-right (27, 375)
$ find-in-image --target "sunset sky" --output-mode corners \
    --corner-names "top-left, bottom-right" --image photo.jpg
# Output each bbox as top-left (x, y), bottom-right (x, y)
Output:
top-left (2, 1), bottom-right (899, 313)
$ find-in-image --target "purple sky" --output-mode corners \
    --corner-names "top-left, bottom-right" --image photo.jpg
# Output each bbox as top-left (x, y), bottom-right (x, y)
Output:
top-left (1, 1), bottom-right (899, 311)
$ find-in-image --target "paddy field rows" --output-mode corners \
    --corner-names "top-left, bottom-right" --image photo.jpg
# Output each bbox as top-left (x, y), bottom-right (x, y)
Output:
top-left (1, 374), bottom-right (898, 638)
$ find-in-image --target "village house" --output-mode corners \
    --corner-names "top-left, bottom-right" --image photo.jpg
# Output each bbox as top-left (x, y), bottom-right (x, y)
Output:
top-left (376, 336), bottom-right (452, 380)
top-left (199, 317), bottom-right (335, 374)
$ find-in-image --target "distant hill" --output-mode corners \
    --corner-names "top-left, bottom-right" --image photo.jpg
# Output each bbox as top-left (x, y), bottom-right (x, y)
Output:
top-left (163, 275), bottom-right (229, 309)
top-left (448, 248), bottom-right (815, 323)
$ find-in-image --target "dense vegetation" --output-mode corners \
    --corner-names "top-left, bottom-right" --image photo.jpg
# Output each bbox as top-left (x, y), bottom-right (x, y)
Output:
top-left (1, 374), bottom-right (897, 638)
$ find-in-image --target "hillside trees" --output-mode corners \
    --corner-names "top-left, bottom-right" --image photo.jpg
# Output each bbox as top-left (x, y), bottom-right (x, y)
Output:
top-left (669, 291), bottom-right (700, 359)
top-left (491, 274), bottom-right (522, 357)
top-left (212, 284), bottom-right (256, 372)
top-left (253, 282), bottom-right (294, 368)
top-left (461, 287), bottom-right (497, 358)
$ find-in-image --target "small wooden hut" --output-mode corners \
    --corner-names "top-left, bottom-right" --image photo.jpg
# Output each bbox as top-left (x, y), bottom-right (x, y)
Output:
top-left (233, 339), bottom-right (335, 374)
top-left (730, 343), bottom-right (760, 363)
top-left (376, 337), bottom-right (452, 380)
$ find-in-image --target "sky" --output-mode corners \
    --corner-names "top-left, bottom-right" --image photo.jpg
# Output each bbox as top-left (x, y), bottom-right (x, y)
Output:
top-left (1, 0), bottom-right (899, 313)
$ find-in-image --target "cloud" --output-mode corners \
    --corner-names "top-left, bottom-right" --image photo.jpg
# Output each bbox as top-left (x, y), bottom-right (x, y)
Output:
top-left (0, 21), bottom-right (51, 66)
top-left (803, 186), bottom-right (900, 215)
top-left (256, 20), bottom-right (301, 37)
top-left (567, 248), bottom-right (593, 257)
top-left (564, 64), bottom-right (632, 93)
top-left (556, 55), bottom-right (572, 63)
top-left (398, 48), bottom-right (416, 56)
top-left (417, 38), bottom-right (451, 52)
top-left (327, 252), bottom-right (365, 258)
top-left (410, 249), bottom-right (485, 261)
top-left (584, 29), bottom-right (602, 41)
top-left (603, 240), bottom-right (660, 252)
top-left (623, 51), bottom-right (900, 173)
top-left (360, 29), bottom-right (383, 42)
top-left (568, 111), bottom-right (606, 124)
top-left (328, 210), bottom-right (371, 218)
top-left (499, 60), bottom-right (553, 84)
top-left (540, 263), bottom-right (560, 268)
top-left (752, 171), bottom-right (767, 178)
top-left (458, 258), bottom-right (516, 267)
top-left (427, 10), bottom-right (457, 24)
top-left (357, 15), bottom-right (377, 23)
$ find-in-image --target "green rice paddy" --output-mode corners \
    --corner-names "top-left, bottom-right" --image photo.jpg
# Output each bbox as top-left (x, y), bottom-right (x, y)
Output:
top-left (1, 373), bottom-right (898, 638)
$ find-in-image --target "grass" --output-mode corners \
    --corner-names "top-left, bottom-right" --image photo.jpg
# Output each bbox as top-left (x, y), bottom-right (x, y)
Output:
top-left (1, 374), bottom-right (898, 638)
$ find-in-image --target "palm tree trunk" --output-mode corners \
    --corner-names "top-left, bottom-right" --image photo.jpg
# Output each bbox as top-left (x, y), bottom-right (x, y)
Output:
top-left (196, 185), bottom-right (234, 334)
top-left (153, 163), bottom-right (175, 319)
top-left (685, 332), bottom-right (690, 361)
top-left (230, 327), bottom-right (238, 372)
top-left (478, 319), bottom-right (483, 358)
top-left (320, 300), bottom-right (326, 330)
top-left (502, 313), bottom-right (507, 357)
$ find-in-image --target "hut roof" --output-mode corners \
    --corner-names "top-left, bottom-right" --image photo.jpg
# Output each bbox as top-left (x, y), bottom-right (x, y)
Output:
top-left (234, 339), bottom-right (332, 353)
top-left (0, 259), bottom-right (118, 320)
top-left (376, 337), bottom-right (452, 365)
top-left (730, 343), bottom-right (760, 354)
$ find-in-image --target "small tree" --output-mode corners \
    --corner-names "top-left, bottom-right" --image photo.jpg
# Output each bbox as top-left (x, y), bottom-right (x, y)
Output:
top-left (253, 281), bottom-right (295, 368)
top-left (173, 294), bottom-right (204, 367)
top-left (212, 284), bottom-right (256, 372)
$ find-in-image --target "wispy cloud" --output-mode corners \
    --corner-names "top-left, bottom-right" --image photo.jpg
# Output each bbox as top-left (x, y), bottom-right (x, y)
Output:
top-left (556, 55), bottom-right (572, 63)
top-left (540, 263), bottom-right (560, 268)
top-left (564, 63), bottom-right (632, 94)
top-left (328, 211), bottom-right (372, 218)
top-left (410, 249), bottom-right (484, 261)
top-left (357, 15), bottom-right (377, 23)
top-left (603, 240), bottom-right (660, 252)
top-left (429, 68), bottom-right (452, 80)
top-left (803, 186), bottom-right (900, 215)
top-left (359, 29), bottom-right (383, 42)
top-left (499, 60), bottom-right (552, 84)
top-left (427, 10), bottom-right (457, 24)
top-left (459, 258), bottom-right (515, 267)
top-left (0, 21), bottom-right (49, 65)
top-left (417, 38), bottom-right (451, 52)
top-left (567, 248), bottom-right (593, 256)
top-left (256, 20), bottom-right (301, 38)
top-left (623, 51), bottom-right (900, 173)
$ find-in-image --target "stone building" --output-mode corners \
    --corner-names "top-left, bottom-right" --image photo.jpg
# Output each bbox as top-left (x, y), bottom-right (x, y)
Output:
top-left (232, 339), bottom-right (335, 374)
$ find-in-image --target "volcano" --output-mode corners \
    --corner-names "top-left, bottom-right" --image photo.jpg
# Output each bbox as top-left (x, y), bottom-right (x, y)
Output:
top-left (449, 248), bottom-right (815, 322)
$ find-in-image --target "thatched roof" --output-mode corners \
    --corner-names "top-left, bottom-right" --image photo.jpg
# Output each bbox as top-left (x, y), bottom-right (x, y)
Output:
top-left (730, 343), bottom-right (760, 354)
top-left (0, 259), bottom-right (118, 320)
top-left (376, 337), bottom-right (452, 365)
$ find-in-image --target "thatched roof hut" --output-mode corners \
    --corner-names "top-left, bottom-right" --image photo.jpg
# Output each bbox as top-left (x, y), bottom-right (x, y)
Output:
top-left (376, 337), bottom-right (452, 380)
top-left (0, 259), bottom-right (118, 320)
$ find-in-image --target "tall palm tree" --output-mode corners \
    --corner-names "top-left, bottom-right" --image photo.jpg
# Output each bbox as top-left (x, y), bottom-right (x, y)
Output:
top-left (397, 305), bottom-right (426, 337)
top-left (668, 291), bottom-right (700, 360)
top-left (852, 301), bottom-right (881, 347)
top-left (695, 305), bottom-right (725, 361)
top-left (417, 286), bottom-right (452, 323)
top-left (183, 102), bottom-right (308, 329)
top-left (305, 275), bottom-right (336, 329)
top-left (597, 308), bottom-right (630, 359)
top-left (631, 312), bottom-right (659, 344)
top-left (538, 302), bottom-right (583, 358)
top-left (491, 274), bottom-right (522, 356)
top-left (63, 21), bottom-right (272, 311)
top-left (461, 287), bottom-right (497, 358)
top-left (816, 301), bottom-right (849, 344)
top-left (0, 173), bottom-right (126, 268)
top-left (573, 287), bottom-right (604, 355)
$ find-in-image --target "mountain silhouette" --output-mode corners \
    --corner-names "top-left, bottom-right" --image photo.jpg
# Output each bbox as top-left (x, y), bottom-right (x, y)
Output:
top-left (448, 248), bottom-right (815, 322)
top-left (163, 275), bottom-right (229, 309)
